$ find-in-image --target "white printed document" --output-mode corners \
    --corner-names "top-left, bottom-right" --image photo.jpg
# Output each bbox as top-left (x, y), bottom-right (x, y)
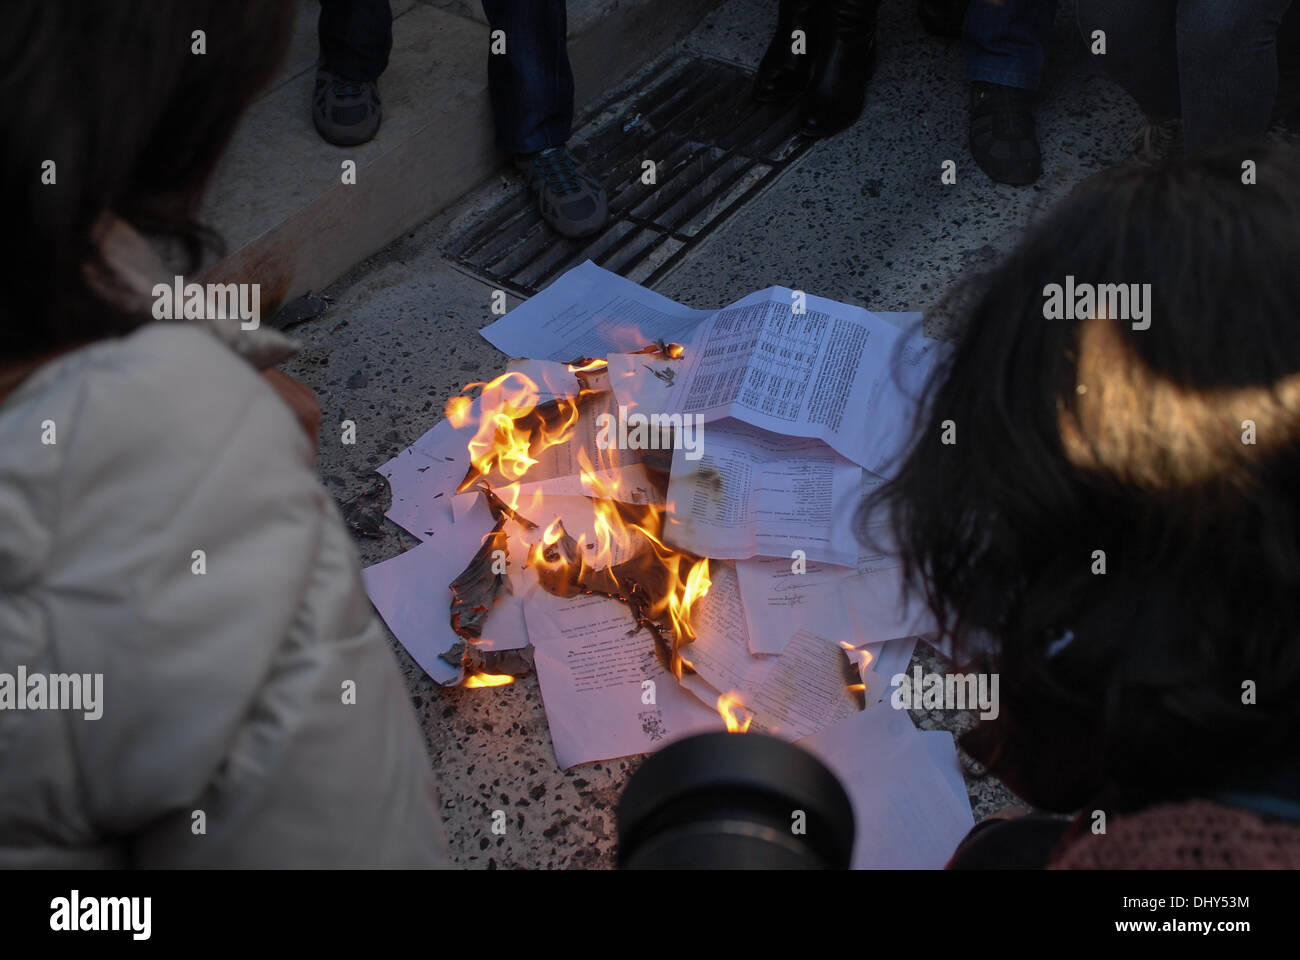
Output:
top-left (609, 287), bottom-right (943, 475)
top-left (522, 591), bottom-right (723, 768)
top-left (662, 420), bottom-right (866, 565)
top-left (479, 260), bottom-right (710, 361)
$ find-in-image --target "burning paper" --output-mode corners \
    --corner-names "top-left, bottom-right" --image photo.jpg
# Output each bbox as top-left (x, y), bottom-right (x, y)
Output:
top-left (364, 263), bottom-right (944, 767)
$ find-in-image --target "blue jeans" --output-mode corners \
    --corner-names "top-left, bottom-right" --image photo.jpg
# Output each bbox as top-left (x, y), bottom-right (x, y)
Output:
top-left (482, 0), bottom-right (574, 155)
top-left (964, 0), bottom-right (1059, 91)
top-left (319, 0), bottom-right (393, 82)
top-left (1076, 0), bottom-right (1295, 154)
top-left (317, 0), bottom-right (573, 154)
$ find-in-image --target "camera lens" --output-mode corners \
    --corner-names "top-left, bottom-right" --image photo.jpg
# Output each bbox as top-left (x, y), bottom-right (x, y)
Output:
top-left (617, 732), bottom-right (855, 869)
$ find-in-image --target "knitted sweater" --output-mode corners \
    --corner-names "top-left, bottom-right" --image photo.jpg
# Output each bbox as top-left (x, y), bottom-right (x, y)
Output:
top-left (1049, 800), bottom-right (1300, 869)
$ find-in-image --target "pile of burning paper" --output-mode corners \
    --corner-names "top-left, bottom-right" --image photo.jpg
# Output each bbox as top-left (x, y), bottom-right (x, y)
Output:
top-left (363, 261), bottom-right (949, 769)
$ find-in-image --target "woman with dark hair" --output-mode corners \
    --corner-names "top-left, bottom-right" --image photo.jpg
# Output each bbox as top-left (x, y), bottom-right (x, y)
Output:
top-left (864, 145), bottom-right (1300, 868)
top-left (0, 2), bottom-right (449, 867)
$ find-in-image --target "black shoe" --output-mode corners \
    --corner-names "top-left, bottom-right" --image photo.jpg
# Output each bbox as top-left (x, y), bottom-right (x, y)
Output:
top-left (312, 68), bottom-right (382, 146)
top-left (796, 0), bottom-right (880, 139)
top-left (917, 0), bottom-right (968, 38)
top-left (968, 81), bottom-right (1042, 185)
top-left (754, 0), bottom-right (825, 102)
top-left (515, 146), bottom-right (609, 239)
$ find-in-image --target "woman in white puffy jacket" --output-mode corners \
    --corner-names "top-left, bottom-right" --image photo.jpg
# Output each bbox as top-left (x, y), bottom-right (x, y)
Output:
top-left (0, 0), bottom-right (449, 868)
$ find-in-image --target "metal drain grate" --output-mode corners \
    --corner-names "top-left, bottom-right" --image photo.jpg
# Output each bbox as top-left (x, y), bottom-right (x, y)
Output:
top-left (446, 55), bottom-right (815, 296)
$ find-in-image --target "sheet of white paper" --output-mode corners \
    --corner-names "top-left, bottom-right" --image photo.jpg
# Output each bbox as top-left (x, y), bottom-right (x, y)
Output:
top-left (798, 705), bottom-right (974, 869)
top-left (744, 629), bottom-right (862, 739)
top-left (682, 568), bottom-right (863, 742)
top-left (361, 493), bottom-right (497, 685)
top-left (664, 420), bottom-right (864, 565)
top-left (503, 357), bottom-right (581, 402)
top-left (861, 635), bottom-right (918, 707)
top-left (734, 556), bottom-right (858, 655)
top-left (523, 590), bottom-right (723, 768)
top-left (378, 417), bottom-right (471, 539)
top-left (478, 260), bottom-right (709, 361)
top-left (921, 729), bottom-right (970, 812)
top-left (611, 287), bottom-right (947, 474)
top-left (733, 540), bottom-right (931, 657)
top-left (678, 562), bottom-right (778, 696)
top-left (606, 351), bottom-right (689, 414)
top-left (844, 565), bottom-right (935, 647)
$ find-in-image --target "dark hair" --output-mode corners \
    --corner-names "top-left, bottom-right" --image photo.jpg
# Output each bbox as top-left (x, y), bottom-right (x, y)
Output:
top-left (862, 145), bottom-right (1300, 812)
top-left (1, 1), bottom-right (295, 360)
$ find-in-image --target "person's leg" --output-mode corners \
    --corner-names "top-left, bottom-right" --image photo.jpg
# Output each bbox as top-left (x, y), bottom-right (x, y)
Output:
top-left (1076, 0), bottom-right (1180, 122)
top-left (481, 0), bottom-right (573, 155)
top-left (314, 0), bottom-right (392, 146)
top-left (796, 0), bottom-right (883, 138)
top-left (754, 0), bottom-right (827, 103)
top-left (318, 0), bottom-right (392, 81)
top-left (1075, 0), bottom-right (1184, 163)
top-left (482, 0), bottom-right (607, 239)
top-left (1176, 0), bottom-right (1296, 155)
top-left (964, 0), bottom-right (1056, 91)
top-left (962, 0), bottom-right (1058, 185)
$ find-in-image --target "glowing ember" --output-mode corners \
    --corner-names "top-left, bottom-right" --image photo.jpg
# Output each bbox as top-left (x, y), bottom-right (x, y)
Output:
top-left (464, 672), bottom-right (515, 689)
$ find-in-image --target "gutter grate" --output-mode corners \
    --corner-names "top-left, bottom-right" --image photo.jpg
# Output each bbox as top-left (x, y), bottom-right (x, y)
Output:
top-left (446, 55), bottom-right (814, 296)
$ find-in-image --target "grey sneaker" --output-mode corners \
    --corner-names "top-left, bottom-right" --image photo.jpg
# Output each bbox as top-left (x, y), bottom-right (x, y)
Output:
top-left (514, 146), bottom-right (609, 239)
top-left (312, 68), bottom-right (381, 146)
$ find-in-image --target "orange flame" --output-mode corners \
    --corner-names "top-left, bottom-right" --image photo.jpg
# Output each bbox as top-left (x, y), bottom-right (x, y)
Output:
top-left (446, 394), bottom-right (473, 427)
top-left (839, 640), bottom-right (874, 674)
top-left (464, 672), bottom-right (515, 688)
top-left (450, 367), bottom-right (711, 689)
top-left (445, 372), bottom-right (582, 488)
top-left (717, 690), bottom-right (752, 733)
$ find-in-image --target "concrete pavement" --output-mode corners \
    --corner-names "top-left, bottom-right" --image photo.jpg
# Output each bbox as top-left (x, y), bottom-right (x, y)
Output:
top-left (278, 0), bottom-right (1175, 867)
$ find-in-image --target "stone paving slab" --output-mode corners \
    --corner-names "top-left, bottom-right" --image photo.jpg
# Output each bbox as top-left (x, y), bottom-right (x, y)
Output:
top-left (199, 0), bottom-right (720, 309)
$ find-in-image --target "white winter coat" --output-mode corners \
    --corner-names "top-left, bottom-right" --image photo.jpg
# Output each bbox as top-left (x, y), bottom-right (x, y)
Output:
top-left (0, 321), bottom-right (449, 867)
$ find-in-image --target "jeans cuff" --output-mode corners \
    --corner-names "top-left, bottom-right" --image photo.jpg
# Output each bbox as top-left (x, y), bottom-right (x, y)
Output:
top-left (501, 122), bottom-right (572, 157)
top-left (965, 57), bottom-right (1040, 90)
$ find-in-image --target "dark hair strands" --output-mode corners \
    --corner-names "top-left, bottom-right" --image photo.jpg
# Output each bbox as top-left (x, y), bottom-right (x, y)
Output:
top-left (860, 145), bottom-right (1300, 811)
top-left (1, 1), bottom-right (296, 362)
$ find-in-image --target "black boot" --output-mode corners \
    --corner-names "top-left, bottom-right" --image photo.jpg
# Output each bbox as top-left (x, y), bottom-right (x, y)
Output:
top-left (796, 0), bottom-right (880, 138)
top-left (754, 0), bottom-right (825, 102)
